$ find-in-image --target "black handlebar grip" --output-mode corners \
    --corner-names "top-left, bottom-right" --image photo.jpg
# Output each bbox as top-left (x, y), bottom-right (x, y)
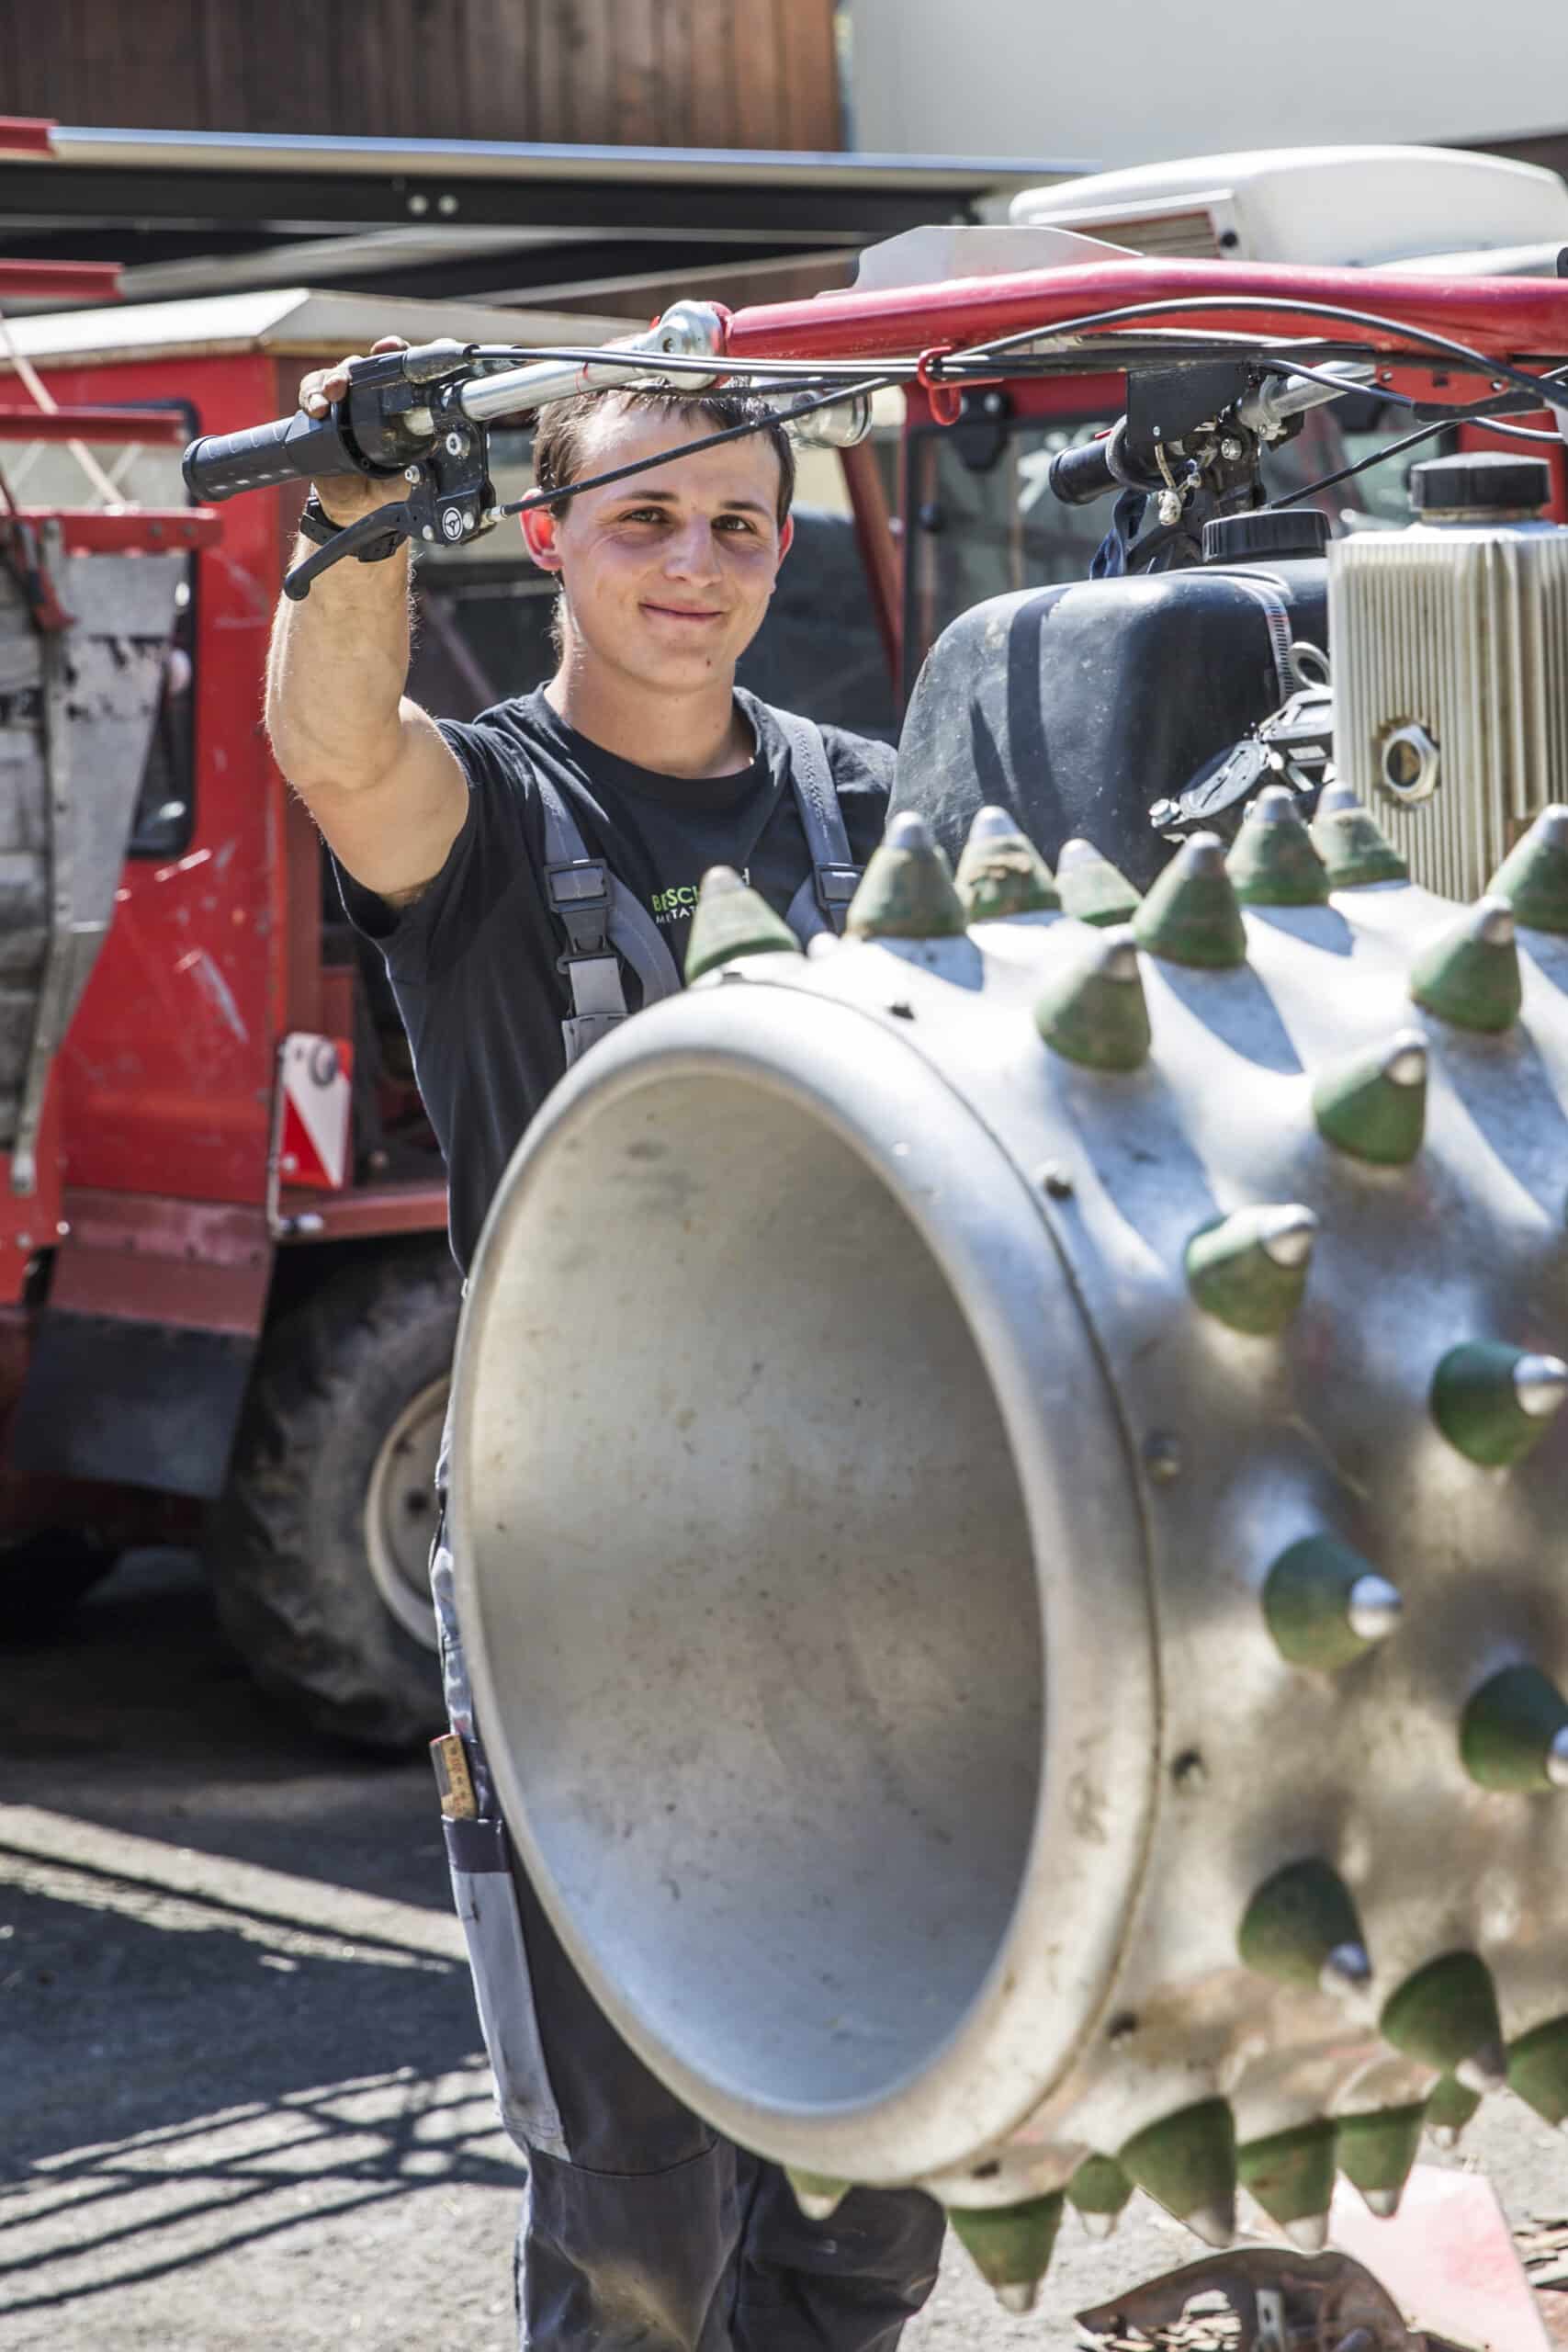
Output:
top-left (1046, 435), bottom-right (1121, 507)
top-left (182, 406), bottom-right (358, 503)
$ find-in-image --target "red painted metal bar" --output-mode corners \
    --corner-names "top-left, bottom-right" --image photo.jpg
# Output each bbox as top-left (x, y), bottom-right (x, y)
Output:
top-left (277, 1181), bottom-right (449, 1242)
top-left (839, 437), bottom-right (902, 689)
top-left (723, 259), bottom-right (1568, 365)
top-left (60, 1189), bottom-right (270, 1269)
top-left (0, 118), bottom-right (57, 157)
top-left (0, 508), bottom-right (222, 552)
top-left (0, 403), bottom-right (186, 444)
top-left (0, 258), bottom-right (120, 302)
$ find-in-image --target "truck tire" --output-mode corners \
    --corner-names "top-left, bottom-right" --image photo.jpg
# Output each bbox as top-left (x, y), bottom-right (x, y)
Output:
top-left (0, 1530), bottom-right (118, 1639)
top-left (207, 1242), bottom-right (457, 1751)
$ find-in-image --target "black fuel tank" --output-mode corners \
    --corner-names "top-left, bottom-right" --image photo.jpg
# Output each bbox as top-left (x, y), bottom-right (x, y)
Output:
top-left (892, 556), bottom-right (1328, 888)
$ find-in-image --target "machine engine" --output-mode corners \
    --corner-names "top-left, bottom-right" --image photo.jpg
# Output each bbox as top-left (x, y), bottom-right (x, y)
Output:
top-left (895, 451), bottom-right (1568, 907)
top-left (1333, 453), bottom-right (1568, 898)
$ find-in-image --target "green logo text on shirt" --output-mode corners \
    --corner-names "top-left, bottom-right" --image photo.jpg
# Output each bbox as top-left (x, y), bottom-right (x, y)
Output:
top-left (650, 866), bottom-right (751, 925)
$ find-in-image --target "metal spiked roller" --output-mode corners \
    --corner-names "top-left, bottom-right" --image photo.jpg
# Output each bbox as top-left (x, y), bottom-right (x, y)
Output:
top-left (449, 800), bottom-right (1568, 2311)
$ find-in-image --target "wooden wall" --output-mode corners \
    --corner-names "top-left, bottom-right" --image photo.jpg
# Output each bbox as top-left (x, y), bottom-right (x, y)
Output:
top-left (4, 0), bottom-right (842, 150)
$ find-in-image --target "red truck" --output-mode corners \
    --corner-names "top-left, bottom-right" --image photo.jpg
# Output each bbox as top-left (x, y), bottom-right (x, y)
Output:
top-left (0, 285), bottom-right (662, 1747)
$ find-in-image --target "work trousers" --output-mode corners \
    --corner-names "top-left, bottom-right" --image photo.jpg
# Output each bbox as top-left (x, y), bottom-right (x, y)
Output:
top-left (502, 1860), bottom-right (945, 2352)
top-left (431, 1476), bottom-right (946, 2352)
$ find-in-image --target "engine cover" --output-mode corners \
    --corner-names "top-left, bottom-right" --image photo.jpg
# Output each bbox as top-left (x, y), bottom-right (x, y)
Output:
top-left (1330, 521), bottom-right (1568, 899)
top-left (893, 557), bottom-right (1328, 885)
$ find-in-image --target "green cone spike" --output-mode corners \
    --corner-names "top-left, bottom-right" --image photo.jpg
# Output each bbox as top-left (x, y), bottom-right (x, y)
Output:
top-left (1425, 2075), bottom-right (1482, 2146)
top-left (1133, 832), bottom-right (1249, 968)
top-left (1506, 2015), bottom-right (1568, 2128)
top-left (1237, 2120), bottom-right (1336, 2245)
top-left (955, 805), bottom-right (1060, 920)
top-left (1409, 896), bottom-right (1523, 1032)
top-left (1119, 2098), bottom-right (1237, 2247)
top-left (1486, 806), bottom-right (1568, 934)
top-left (1238, 1858), bottom-right (1371, 1991)
top-left (1226, 786), bottom-right (1330, 907)
top-left (1186, 1203), bottom-right (1317, 1337)
top-left (1310, 780), bottom-right (1409, 889)
top-left (1033, 926), bottom-right (1151, 1072)
top-left (1065, 2154), bottom-right (1134, 2237)
top-left (1431, 1341), bottom-right (1568, 1468)
top-left (845, 812), bottom-right (967, 941)
top-left (684, 865), bottom-right (804, 982)
top-left (1312, 1029), bottom-right (1427, 1165)
top-left (785, 2168), bottom-right (851, 2221)
top-left (1263, 1535), bottom-right (1403, 1672)
top-left (1335, 2103), bottom-right (1426, 2214)
top-left (1055, 837), bottom-right (1142, 928)
top-left (1461, 1664), bottom-right (1568, 1792)
top-left (1380, 1951), bottom-right (1507, 2091)
top-left (947, 2194), bottom-right (1064, 2312)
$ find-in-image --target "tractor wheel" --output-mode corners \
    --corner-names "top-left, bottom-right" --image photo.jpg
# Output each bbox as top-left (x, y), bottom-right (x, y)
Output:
top-left (206, 1242), bottom-right (457, 1751)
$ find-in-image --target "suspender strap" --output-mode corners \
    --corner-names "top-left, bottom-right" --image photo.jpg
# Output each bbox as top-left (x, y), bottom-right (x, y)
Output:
top-left (536, 775), bottom-right (682, 1065)
top-left (536, 708), bottom-right (862, 1064)
top-left (770, 707), bottom-right (862, 936)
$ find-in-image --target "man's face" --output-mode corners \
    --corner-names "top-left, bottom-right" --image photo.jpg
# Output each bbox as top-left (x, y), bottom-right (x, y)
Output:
top-left (526, 401), bottom-right (793, 695)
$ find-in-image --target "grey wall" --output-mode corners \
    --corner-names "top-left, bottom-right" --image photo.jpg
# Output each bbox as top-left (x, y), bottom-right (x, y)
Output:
top-left (847, 0), bottom-right (1567, 171)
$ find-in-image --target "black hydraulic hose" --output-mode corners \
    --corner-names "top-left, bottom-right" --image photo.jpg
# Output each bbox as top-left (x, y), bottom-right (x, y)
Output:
top-left (946, 292), bottom-right (1568, 419)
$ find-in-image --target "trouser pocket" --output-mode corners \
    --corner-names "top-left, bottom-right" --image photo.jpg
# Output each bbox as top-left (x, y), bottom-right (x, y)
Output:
top-left (445, 1813), bottom-right (568, 2158)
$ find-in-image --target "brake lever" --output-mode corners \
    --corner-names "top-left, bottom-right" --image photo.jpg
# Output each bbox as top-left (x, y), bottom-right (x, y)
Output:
top-left (282, 502), bottom-right (418, 600)
top-left (281, 424), bottom-right (496, 599)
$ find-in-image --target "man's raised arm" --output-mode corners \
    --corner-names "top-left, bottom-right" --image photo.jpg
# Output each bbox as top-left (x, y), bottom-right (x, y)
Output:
top-left (264, 340), bottom-right (468, 907)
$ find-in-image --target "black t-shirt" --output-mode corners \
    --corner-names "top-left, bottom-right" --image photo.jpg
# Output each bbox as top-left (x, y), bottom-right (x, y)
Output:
top-left (337, 686), bottom-right (893, 1271)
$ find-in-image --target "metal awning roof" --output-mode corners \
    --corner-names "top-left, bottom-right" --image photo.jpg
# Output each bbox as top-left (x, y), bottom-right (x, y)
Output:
top-left (0, 121), bottom-right (1091, 312)
top-left (0, 287), bottom-right (642, 370)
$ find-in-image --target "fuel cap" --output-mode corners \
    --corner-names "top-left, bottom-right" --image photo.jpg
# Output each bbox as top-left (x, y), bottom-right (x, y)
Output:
top-left (1410, 452), bottom-right (1552, 516)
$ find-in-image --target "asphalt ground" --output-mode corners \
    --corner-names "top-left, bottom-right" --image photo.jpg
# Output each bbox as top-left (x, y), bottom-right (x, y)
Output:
top-left (3, 1547), bottom-right (1567, 2351)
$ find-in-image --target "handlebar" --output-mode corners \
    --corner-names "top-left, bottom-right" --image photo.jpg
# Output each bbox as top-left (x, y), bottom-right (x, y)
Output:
top-left (1046, 432), bottom-right (1122, 508)
top-left (181, 302), bottom-right (733, 511)
top-left (183, 406), bottom-right (361, 503)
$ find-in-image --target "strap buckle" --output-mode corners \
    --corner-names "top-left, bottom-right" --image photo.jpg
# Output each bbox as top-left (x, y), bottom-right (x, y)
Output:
top-left (815, 864), bottom-right (862, 931)
top-left (816, 865), bottom-right (861, 909)
top-left (546, 856), bottom-right (612, 961)
top-left (554, 948), bottom-right (626, 1013)
top-left (545, 857), bottom-right (610, 916)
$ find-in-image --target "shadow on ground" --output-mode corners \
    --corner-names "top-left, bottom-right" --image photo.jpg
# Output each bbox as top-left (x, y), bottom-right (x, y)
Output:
top-left (0, 1551), bottom-right (523, 2347)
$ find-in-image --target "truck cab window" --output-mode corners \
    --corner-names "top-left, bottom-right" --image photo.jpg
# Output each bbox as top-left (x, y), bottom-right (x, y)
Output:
top-left (903, 398), bottom-right (1452, 692)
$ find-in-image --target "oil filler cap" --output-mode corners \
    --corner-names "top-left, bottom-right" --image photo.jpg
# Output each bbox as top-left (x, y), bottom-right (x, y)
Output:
top-left (1201, 507), bottom-right (1331, 563)
top-left (1410, 452), bottom-right (1552, 517)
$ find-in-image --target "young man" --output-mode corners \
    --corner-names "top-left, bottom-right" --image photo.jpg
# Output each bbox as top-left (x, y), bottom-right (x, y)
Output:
top-left (265, 349), bottom-right (943, 2352)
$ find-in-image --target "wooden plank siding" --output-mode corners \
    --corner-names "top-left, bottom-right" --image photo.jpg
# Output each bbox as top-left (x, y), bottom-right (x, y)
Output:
top-left (0, 0), bottom-right (841, 149)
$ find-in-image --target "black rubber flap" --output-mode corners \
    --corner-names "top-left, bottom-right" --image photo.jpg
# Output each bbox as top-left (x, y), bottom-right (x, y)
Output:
top-left (7, 1309), bottom-right (256, 1499)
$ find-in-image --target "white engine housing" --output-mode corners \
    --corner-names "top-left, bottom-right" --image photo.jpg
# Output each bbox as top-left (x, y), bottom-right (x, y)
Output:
top-left (1329, 525), bottom-right (1568, 899)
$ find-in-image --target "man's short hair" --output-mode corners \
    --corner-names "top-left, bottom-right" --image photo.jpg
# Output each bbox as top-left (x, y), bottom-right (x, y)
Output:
top-left (532, 385), bottom-right (796, 526)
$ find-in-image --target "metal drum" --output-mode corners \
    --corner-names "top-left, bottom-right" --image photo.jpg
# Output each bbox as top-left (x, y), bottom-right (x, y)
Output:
top-left (451, 790), bottom-right (1568, 2304)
